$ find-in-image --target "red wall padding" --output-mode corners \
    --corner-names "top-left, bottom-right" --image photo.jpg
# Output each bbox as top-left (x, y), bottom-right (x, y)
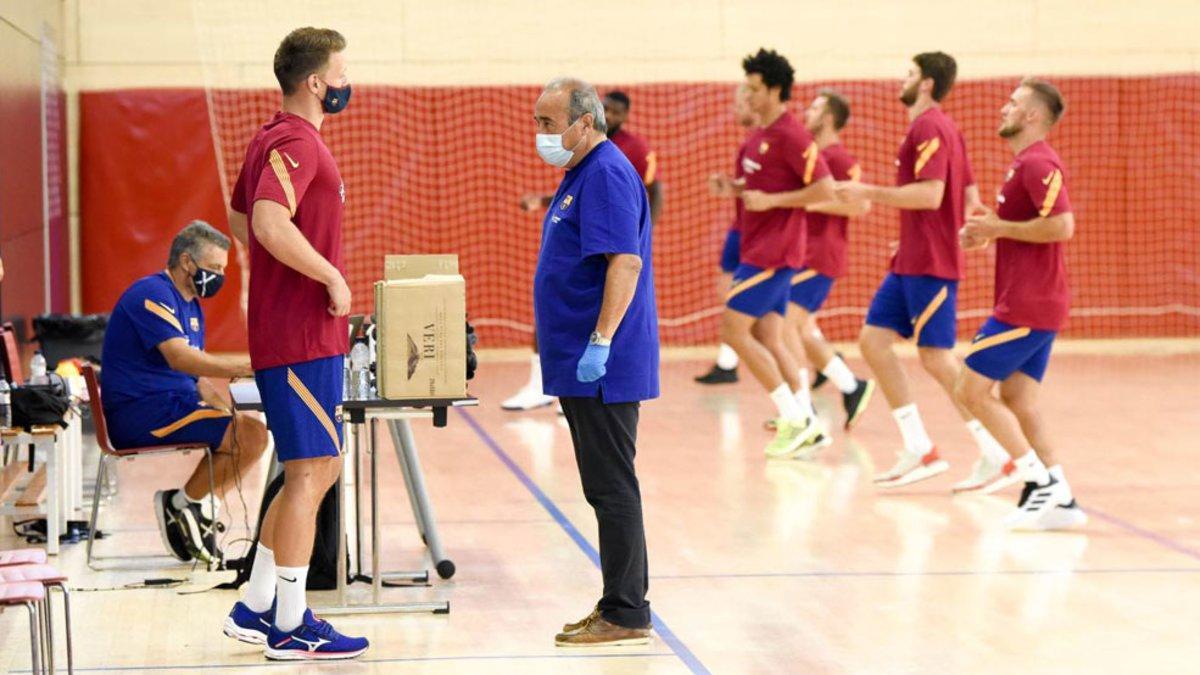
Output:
top-left (80, 78), bottom-right (1200, 352)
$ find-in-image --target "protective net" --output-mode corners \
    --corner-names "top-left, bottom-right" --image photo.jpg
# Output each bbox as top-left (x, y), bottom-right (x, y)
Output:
top-left (190, 16), bottom-right (1200, 346)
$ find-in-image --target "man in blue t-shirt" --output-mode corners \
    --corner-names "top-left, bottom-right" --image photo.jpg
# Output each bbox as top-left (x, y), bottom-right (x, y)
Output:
top-left (101, 221), bottom-right (268, 563)
top-left (532, 77), bottom-right (659, 648)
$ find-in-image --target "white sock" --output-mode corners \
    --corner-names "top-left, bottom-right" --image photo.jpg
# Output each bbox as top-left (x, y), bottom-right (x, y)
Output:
top-left (965, 419), bottom-right (1010, 465)
top-left (821, 356), bottom-right (858, 394)
top-left (769, 383), bottom-right (806, 421)
top-left (891, 404), bottom-right (933, 455)
top-left (1015, 451), bottom-right (1050, 485)
top-left (1048, 464), bottom-right (1074, 500)
top-left (171, 490), bottom-right (192, 511)
top-left (716, 343), bottom-right (739, 369)
top-left (793, 369), bottom-right (813, 412)
top-left (242, 543), bottom-right (276, 613)
top-left (275, 565), bottom-right (309, 632)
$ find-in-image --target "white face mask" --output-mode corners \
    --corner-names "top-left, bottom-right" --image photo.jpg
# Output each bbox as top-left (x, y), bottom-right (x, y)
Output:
top-left (536, 120), bottom-right (584, 167)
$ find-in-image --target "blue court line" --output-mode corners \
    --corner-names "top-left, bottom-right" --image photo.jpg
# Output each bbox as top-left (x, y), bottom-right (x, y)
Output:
top-left (9, 653), bottom-right (677, 673)
top-left (652, 567), bottom-right (1200, 580)
top-left (458, 408), bottom-right (711, 675)
top-left (1083, 506), bottom-right (1200, 562)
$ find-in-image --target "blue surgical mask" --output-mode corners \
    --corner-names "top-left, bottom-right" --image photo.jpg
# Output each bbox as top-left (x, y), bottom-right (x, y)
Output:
top-left (536, 121), bottom-right (583, 167)
top-left (319, 78), bottom-right (352, 114)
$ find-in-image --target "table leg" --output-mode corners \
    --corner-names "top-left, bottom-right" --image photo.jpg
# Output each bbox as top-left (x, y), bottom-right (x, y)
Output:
top-left (389, 419), bottom-right (454, 578)
top-left (46, 438), bottom-right (60, 555)
top-left (371, 418), bottom-right (381, 605)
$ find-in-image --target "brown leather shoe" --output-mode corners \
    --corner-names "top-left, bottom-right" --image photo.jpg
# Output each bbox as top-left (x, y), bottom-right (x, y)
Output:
top-left (562, 606), bottom-right (600, 633)
top-left (554, 615), bottom-right (651, 647)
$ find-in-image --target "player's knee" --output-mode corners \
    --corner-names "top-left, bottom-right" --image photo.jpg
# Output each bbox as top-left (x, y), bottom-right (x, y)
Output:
top-left (719, 317), bottom-right (748, 346)
top-left (917, 347), bottom-right (951, 375)
top-left (954, 374), bottom-right (982, 410)
top-left (858, 327), bottom-right (885, 358)
top-left (234, 415), bottom-right (269, 459)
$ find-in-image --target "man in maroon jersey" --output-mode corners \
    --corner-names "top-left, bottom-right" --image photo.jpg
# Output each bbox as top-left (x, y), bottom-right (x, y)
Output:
top-left (726, 48), bottom-right (834, 459)
top-left (222, 27), bottom-right (367, 660)
top-left (603, 90), bottom-right (663, 223)
top-left (956, 78), bottom-right (1086, 530)
top-left (835, 51), bottom-right (1009, 490)
top-left (696, 83), bottom-right (757, 385)
top-left (777, 88), bottom-right (874, 432)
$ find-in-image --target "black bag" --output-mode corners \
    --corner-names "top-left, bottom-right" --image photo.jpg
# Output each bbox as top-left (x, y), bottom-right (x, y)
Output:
top-left (465, 320), bottom-right (478, 381)
top-left (228, 472), bottom-right (347, 590)
top-left (11, 384), bottom-right (70, 431)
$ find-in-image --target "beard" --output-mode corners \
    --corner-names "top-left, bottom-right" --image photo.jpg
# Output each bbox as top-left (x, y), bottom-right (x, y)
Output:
top-left (998, 120), bottom-right (1022, 138)
top-left (899, 82), bottom-right (919, 107)
top-left (606, 123), bottom-right (621, 138)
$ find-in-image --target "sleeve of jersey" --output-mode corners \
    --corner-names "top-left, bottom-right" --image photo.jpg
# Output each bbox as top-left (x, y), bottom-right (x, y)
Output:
top-left (230, 160), bottom-right (250, 214)
top-left (832, 151), bottom-right (859, 182)
top-left (1022, 160), bottom-right (1071, 218)
top-left (253, 136), bottom-right (318, 218)
top-left (129, 284), bottom-right (187, 351)
top-left (911, 122), bottom-right (949, 182)
top-left (579, 170), bottom-right (642, 258)
top-left (785, 137), bottom-right (830, 186)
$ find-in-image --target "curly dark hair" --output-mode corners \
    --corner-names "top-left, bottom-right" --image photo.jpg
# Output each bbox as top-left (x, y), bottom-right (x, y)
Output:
top-left (742, 48), bottom-right (794, 102)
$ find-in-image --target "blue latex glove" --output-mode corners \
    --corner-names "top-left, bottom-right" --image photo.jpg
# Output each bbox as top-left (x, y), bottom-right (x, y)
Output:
top-left (576, 343), bottom-right (611, 383)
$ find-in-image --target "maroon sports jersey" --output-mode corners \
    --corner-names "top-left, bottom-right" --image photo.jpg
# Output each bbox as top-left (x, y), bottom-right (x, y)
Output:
top-left (739, 112), bottom-right (831, 268)
top-left (231, 112), bottom-right (349, 370)
top-left (993, 140), bottom-right (1073, 331)
top-left (804, 143), bottom-right (861, 278)
top-left (609, 128), bottom-right (657, 187)
top-left (892, 106), bottom-right (973, 280)
top-left (730, 138), bottom-right (748, 233)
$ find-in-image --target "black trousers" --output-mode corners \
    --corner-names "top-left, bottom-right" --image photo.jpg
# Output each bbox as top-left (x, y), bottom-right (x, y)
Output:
top-left (559, 396), bottom-right (650, 629)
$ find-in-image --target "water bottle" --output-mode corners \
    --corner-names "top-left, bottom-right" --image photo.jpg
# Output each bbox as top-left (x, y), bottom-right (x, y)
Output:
top-left (350, 340), bottom-right (370, 400)
top-left (0, 379), bottom-right (11, 428)
top-left (30, 351), bottom-right (48, 385)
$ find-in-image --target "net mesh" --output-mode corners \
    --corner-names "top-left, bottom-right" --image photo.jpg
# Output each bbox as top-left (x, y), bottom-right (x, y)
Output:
top-left (190, 18), bottom-right (1200, 346)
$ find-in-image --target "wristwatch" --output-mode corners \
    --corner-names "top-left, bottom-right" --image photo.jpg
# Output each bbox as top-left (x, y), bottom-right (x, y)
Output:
top-left (589, 331), bottom-right (612, 347)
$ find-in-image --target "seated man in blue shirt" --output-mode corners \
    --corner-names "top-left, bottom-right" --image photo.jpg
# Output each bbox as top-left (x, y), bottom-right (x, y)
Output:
top-left (101, 221), bottom-right (268, 563)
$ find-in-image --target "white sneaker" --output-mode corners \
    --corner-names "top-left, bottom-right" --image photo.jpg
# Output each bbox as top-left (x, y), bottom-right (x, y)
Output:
top-left (875, 448), bottom-right (949, 488)
top-left (1032, 501), bottom-right (1089, 531)
top-left (1004, 477), bottom-right (1074, 530)
top-left (952, 456), bottom-right (1018, 494)
top-left (501, 384), bottom-right (556, 411)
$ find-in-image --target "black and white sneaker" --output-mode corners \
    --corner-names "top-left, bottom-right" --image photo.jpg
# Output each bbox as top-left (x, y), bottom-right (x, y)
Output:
top-left (812, 352), bottom-right (846, 391)
top-left (842, 379), bottom-right (876, 430)
top-left (153, 490), bottom-right (193, 562)
top-left (694, 364), bottom-right (738, 385)
top-left (1004, 477), bottom-right (1073, 530)
top-left (177, 498), bottom-right (225, 564)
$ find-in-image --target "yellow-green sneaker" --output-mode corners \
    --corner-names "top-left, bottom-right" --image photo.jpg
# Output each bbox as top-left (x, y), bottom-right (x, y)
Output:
top-left (764, 417), bottom-right (821, 459)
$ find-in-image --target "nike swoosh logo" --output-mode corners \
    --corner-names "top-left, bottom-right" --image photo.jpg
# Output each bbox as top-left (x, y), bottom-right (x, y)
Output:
top-left (280, 575), bottom-right (297, 583)
top-left (1042, 170), bottom-right (1057, 185)
top-left (283, 152), bottom-right (299, 169)
top-left (157, 302), bottom-right (176, 315)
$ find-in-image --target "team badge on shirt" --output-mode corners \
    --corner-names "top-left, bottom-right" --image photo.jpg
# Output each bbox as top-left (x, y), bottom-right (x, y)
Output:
top-left (190, 317), bottom-right (200, 331)
top-left (759, 141), bottom-right (770, 154)
top-left (560, 195), bottom-right (574, 210)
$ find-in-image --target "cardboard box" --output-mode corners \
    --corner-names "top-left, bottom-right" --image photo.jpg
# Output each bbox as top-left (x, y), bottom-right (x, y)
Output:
top-left (374, 274), bottom-right (467, 399)
top-left (384, 254), bottom-right (459, 280)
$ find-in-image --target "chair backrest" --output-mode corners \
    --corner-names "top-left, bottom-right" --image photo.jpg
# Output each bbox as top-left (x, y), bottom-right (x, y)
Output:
top-left (0, 324), bottom-right (22, 384)
top-left (80, 364), bottom-right (116, 455)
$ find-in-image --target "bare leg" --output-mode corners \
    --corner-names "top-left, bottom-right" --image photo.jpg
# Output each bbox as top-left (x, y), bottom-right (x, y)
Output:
top-left (1000, 373), bottom-right (1058, 467)
top-left (859, 325), bottom-right (911, 409)
top-left (755, 312), bottom-right (801, 393)
top-left (918, 347), bottom-right (974, 421)
top-left (720, 310), bottom-right (786, 390)
top-left (955, 368), bottom-right (1031, 457)
top-left (801, 314), bottom-right (835, 371)
top-left (269, 456), bottom-right (342, 566)
top-left (781, 304), bottom-right (812, 381)
top-left (183, 413), bottom-right (269, 501)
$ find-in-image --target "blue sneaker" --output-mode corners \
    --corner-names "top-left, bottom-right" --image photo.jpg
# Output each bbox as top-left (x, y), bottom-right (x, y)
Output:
top-left (264, 609), bottom-right (369, 661)
top-left (223, 601), bottom-right (274, 645)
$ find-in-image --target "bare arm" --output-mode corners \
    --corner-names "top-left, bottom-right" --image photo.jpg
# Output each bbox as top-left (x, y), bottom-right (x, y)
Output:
top-left (159, 338), bottom-right (252, 379)
top-left (196, 377), bottom-right (233, 411)
top-left (251, 199), bottom-right (351, 316)
top-left (962, 207), bottom-right (1075, 244)
top-left (837, 179), bottom-right (945, 211)
top-left (647, 181), bottom-right (664, 224)
top-left (594, 253), bottom-right (644, 339)
top-left (964, 184), bottom-right (983, 214)
top-left (228, 209), bottom-right (249, 248)
top-left (809, 180), bottom-right (871, 217)
top-left (743, 175), bottom-right (835, 211)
